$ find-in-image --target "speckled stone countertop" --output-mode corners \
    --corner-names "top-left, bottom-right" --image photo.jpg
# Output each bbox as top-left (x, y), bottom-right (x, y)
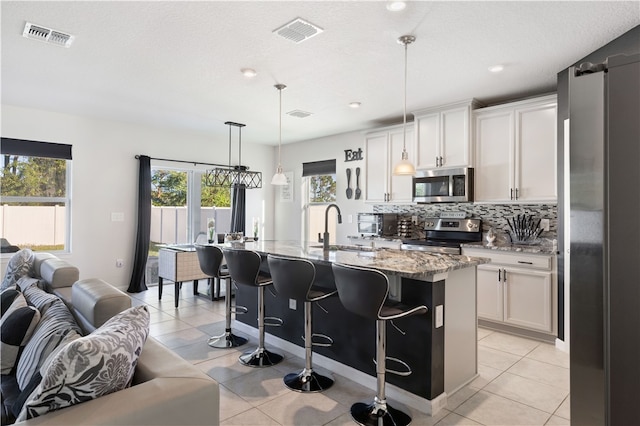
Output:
top-left (460, 239), bottom-right (558, 255)
top-left (221, 240), bottom-right (489, 281)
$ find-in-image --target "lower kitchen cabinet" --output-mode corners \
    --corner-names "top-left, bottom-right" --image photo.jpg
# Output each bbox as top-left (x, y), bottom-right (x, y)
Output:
top-left (463, 248), bottom-right (556, 335)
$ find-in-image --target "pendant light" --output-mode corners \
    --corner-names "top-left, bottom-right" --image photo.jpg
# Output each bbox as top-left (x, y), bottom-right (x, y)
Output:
top-left (271, 83), bottom-right (288, 185)
top-left (393, 35), bottom-right (416, 176)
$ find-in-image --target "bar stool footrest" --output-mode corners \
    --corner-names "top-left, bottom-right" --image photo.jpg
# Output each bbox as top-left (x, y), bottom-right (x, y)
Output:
top-left (373, 356), bottom-right (412, 377)
top-left (310, 333), bottom-right (333, 348)
top-left (350, 401), bottom-right (412, 426)
top-left (231, 305), bottom-right (248, 315)
top-left (264, 316), bottom-right (283, 327)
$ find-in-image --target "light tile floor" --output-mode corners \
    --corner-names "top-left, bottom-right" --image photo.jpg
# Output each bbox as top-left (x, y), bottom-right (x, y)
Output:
top-left (131, 283), bottom-right (570, 426)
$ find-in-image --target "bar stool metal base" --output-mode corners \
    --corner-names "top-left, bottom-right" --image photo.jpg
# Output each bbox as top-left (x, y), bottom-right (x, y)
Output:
top-left (284, 369), bottom-right (334, 393)
top-left (208, 330), bottom-right (247, 349)
top-left (350, 400), bottom-right (412, 426)
top-left (239, 347), bottom-right (283, 367)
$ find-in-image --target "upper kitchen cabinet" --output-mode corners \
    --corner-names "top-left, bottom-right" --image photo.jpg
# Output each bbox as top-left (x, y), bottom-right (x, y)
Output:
top-left (474, 94), bottom-right (557, 203)
top-left (413, 100), bottom-right (482, 170)
top-left (364, 124), bottom-right (414, 203)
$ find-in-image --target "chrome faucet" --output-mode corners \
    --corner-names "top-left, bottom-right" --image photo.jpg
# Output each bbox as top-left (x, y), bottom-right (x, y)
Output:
top-left (320, 204), bottom-right (342, 251)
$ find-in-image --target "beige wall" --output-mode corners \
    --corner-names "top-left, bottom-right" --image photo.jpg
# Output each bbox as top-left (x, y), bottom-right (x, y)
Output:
top-left (1, 104), bottom-right (276, 289)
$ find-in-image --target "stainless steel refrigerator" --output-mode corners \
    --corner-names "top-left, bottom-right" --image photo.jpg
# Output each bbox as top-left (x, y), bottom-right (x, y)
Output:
top-left (569, 53), bottom-right (639, 425)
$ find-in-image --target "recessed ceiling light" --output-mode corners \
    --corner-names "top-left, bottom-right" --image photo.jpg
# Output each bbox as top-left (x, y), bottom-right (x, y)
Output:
top-left (349, 102), bottom-right (361, 108)
top-left (488, 64), bottom-right (504, 73)
top-left (241, 68), bottom-right (257, 78)
top-left (386, 1), bottom-right (406, 11)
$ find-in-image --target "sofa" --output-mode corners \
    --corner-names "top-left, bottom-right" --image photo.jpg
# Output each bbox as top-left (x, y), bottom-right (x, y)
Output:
top-left (1, 250), bottom-right (220, 425)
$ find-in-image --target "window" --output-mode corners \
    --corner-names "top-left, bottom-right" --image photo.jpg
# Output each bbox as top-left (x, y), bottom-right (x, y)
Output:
top-left (148, 166), bottom-right (232, 254)
top-left (302, 160), bottom-right (337, 243)
top-left (1, 138), bottom-right (72, 253)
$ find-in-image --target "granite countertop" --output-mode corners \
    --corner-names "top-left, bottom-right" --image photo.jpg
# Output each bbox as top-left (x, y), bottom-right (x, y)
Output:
top-left (460, 238), bottom-right (558, 255)
top-left (221, 240), bottom-right (490, 281)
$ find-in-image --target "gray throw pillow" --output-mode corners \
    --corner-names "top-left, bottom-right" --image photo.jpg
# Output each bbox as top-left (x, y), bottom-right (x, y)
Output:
top-left (1, 249), bottom-right (35, 291)
top-left (17, 305), bottom-right (150, 421)
top-left (0, 293), bottom-right (41, 375)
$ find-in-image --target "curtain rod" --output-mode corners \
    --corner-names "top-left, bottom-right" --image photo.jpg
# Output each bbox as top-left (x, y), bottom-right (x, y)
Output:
top-left (135, 155), bottom-right (229, 168)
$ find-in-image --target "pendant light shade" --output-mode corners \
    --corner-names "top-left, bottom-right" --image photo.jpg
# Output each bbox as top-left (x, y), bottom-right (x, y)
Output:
top-left (393, 35), bottom-right (416, 176)
top-left (271, 83), bottom-right (288, 185)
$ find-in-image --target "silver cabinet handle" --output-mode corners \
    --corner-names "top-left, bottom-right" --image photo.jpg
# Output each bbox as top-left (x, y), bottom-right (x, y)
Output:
top-left (510, 188), bottom-right (514, 200)
top-left (498, 269), bottom-right (502, 281)
top-left (503, 269), bottom-right (507, 282)
top-left (435, 156), bottom-right (439, 167)
top-left (517, 261), bottom-right (533, 265)
top-left (515, 188), bottom-right (519, 200)
top-left (439, 156), bottom-right (443, 167)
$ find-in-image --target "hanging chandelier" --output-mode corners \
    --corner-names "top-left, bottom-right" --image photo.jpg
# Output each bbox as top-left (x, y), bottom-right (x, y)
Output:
top-left (204, 121), bottom-right (262, 189)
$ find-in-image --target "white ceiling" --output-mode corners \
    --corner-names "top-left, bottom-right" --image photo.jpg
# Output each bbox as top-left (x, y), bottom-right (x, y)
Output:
top-left (2, 1), bottom-right (638, 146)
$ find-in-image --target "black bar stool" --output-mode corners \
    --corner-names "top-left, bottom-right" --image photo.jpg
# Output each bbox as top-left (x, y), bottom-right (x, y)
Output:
top-left (222, 247), bottom-right (283, 367)
top-left (195, 245), bottom-right (248, 349)
top-left (332, 263), bottom-right (428, 426)
top-left (268, 254), bottom-right (337, 392)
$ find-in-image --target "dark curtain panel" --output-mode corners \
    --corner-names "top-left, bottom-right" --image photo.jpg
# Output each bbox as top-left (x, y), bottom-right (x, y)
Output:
top-left (230, 183), bottom-right (246, 234)
top-left (128, 155), bottom-right (151, 293)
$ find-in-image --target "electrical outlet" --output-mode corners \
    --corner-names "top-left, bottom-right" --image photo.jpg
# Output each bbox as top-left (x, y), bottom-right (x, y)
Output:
top-left (435, 305), bottom-right (444, 328)
top-left (289, 299), bottom-right (297, 310)
top-left (116, 259), bottom-right (124, 268)
top-left (540, 219), bottom-right (550, 232)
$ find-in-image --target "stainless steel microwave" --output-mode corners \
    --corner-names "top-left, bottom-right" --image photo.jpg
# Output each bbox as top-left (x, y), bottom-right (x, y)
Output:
top-left (412, 167), bottom-right (474, 203)
top-left (357, 213), bottom-right (398, 236)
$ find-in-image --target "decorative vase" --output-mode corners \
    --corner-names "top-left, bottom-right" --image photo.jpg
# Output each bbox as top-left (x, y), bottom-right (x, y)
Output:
top-left (207, 217), bottom-right (216, 244)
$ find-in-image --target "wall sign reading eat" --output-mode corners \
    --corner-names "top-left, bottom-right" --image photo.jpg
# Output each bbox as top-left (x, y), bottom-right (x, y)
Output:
top-left (344, 148), bottom-right (363, 162)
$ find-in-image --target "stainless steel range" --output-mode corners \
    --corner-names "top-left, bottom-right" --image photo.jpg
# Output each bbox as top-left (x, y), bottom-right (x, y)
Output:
top-left (401, 217), bottom-right (482, 254)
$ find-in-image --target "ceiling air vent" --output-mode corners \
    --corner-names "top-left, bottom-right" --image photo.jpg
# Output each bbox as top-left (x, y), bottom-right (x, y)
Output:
top-left (23, 22), bottom-right (74, 48)
top-left (273, 18), bottom-right (323, 44)
top-left (287, 110), bottom-right (313, 119)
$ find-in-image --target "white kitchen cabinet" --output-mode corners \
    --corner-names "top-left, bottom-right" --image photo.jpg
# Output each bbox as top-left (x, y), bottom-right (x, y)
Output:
top-left (413, 100), bottom-right (480, 169)
top-left (364, 124), bottom-right (414, 203)
top-left (474, 94), bottom-right (557, 203)
top-left (463, 248), bottom-right (556, 334)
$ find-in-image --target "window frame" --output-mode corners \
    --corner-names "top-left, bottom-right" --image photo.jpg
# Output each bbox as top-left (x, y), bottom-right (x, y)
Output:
top-left (1, 151), bottom-right (72, 256)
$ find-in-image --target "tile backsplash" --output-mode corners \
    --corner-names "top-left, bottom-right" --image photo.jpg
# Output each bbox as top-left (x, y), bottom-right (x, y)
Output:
top-left (373, 203), bottom-right (557, 240)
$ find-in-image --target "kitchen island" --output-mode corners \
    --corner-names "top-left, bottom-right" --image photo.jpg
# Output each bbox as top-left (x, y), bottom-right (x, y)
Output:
top-left (228, 240), bottom-right (489, 415)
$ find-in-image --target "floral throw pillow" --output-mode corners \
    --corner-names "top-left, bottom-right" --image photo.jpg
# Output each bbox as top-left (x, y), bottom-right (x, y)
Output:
top-left (16, 305), bottom-right (150, 421)
top-left (1, 249), bottom-right (35, 292)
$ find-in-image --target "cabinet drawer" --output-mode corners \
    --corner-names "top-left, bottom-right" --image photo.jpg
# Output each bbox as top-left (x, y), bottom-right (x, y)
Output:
top-left (463, 249), bottom-right (551, 270)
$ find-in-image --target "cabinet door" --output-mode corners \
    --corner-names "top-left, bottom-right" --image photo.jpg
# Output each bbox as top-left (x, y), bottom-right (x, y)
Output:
top-left (389, 127), bottom-right (415, 202)
top-left (415, 112), bottom-right (440, 169)
top-left (515, 102), bottom-right (557, 201)
top-left (364, 133), bottom-right (389, 203)
top-left (441, 106), bottom-right (470, 168)
top-left (477, 264), bottom-right (503, 321)
top-left (474, 110), bottom-right (515, 202)
top-left (503, 268), bottom-right (552, 332)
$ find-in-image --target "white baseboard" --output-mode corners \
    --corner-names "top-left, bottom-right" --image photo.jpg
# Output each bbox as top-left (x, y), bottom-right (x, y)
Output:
top-left (233, 321), bottom-right (446, 416)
